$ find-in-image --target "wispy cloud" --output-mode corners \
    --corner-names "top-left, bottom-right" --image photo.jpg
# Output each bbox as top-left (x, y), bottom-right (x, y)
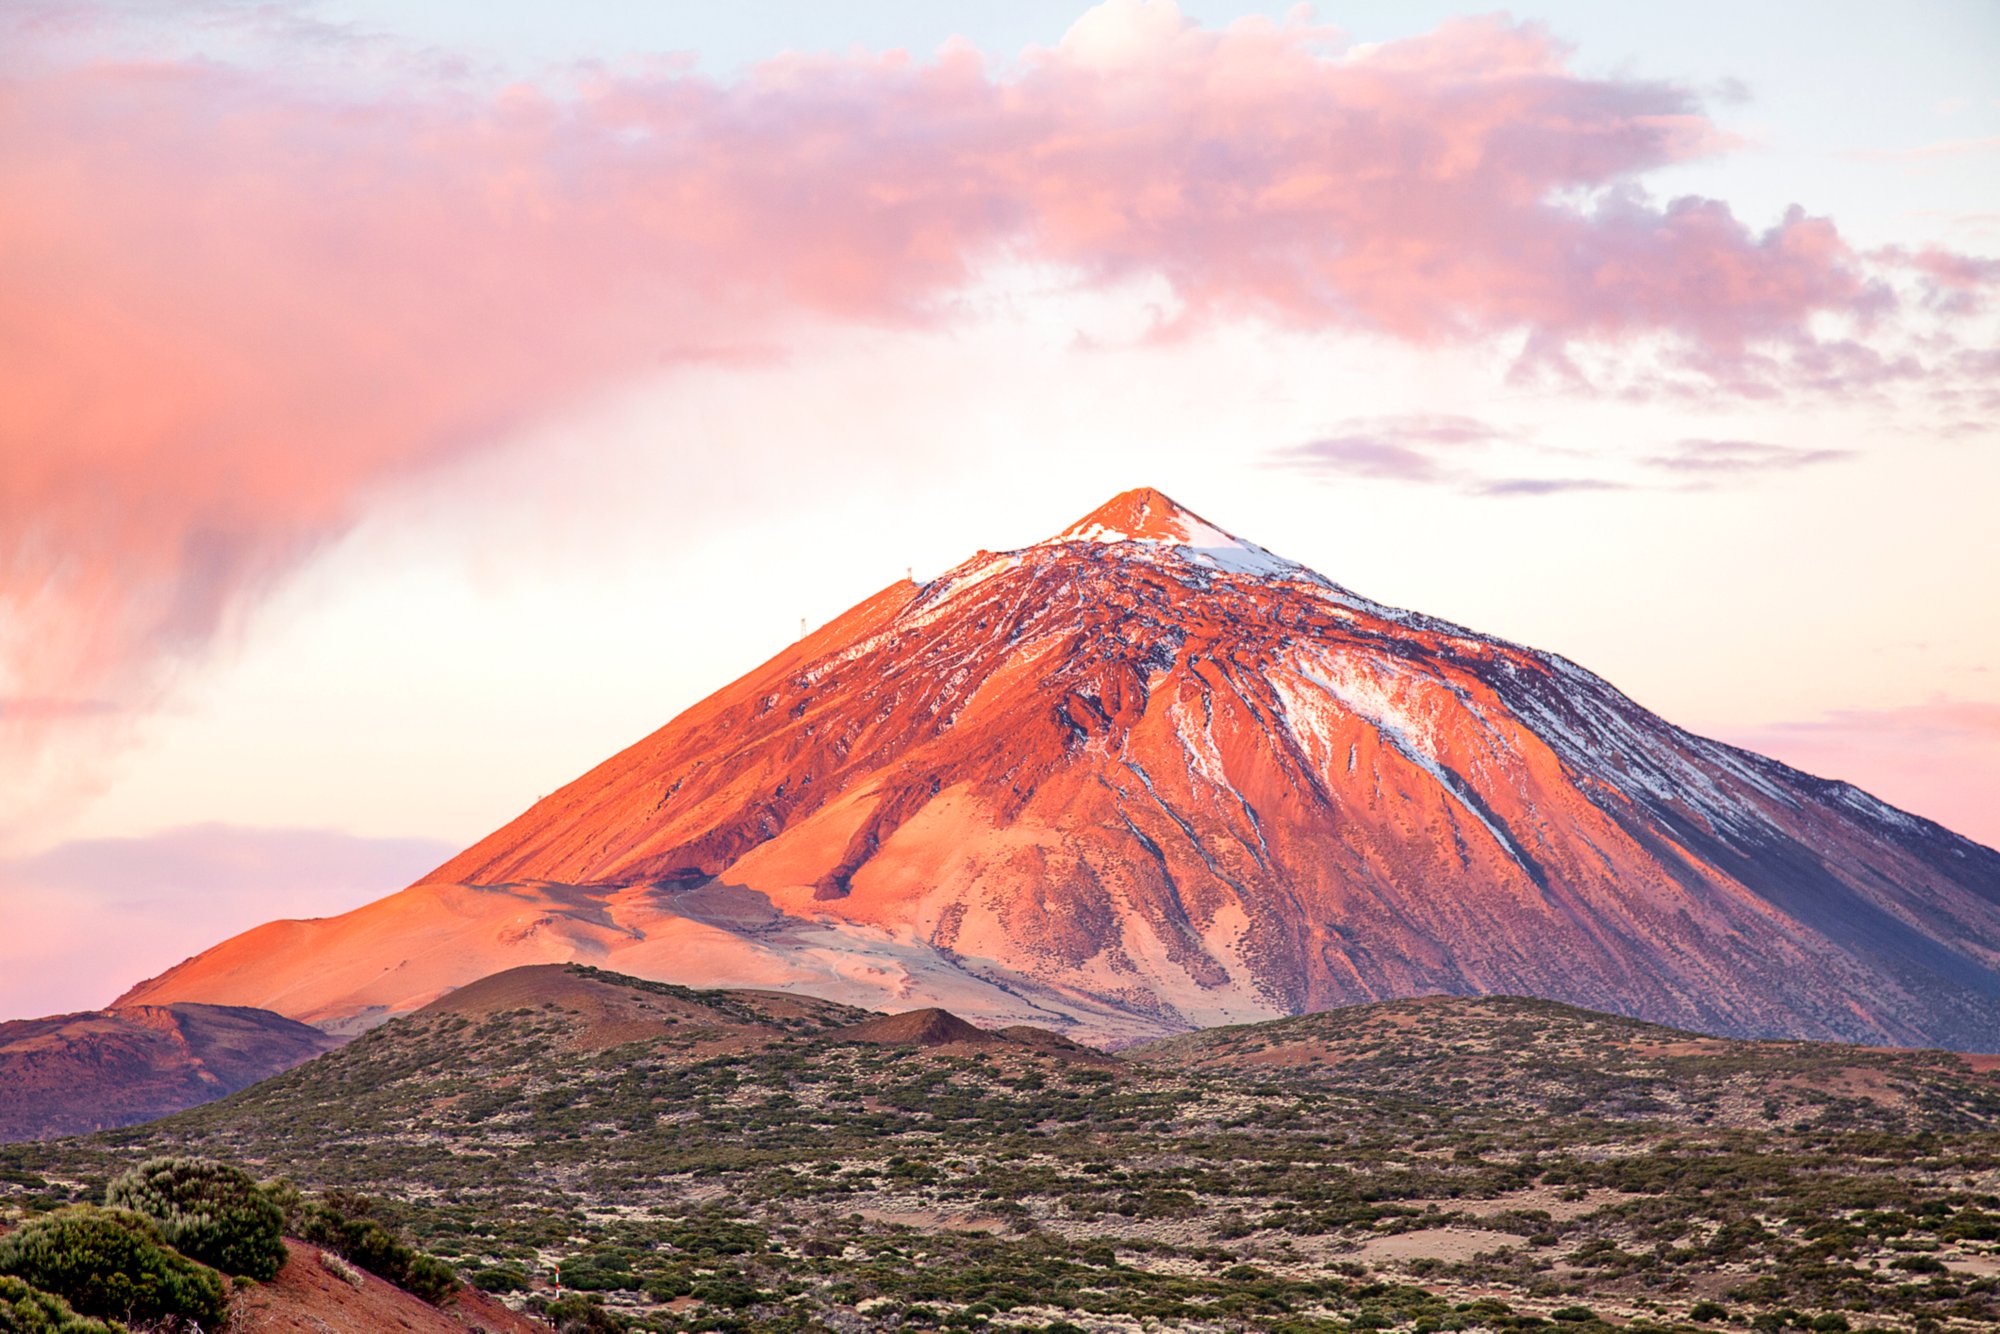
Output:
top-left (1474, 477), bottom-right (1631, 497)
top-left (1870, 245), bottom-right (2000, 315)
top-left (1644, 438), bottom-right (1853, 475)
top-left (1270, 415), bottom-right (1511, 484)
top-left (1845, 135), bottom-right (2000, 162)
top-left (1277, 439), bottom-right (1455, 484)
top-left (1271, 419), bottom-right (1851, 498)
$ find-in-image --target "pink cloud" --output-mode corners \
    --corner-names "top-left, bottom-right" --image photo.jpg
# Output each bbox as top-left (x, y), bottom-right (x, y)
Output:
top-left (0, 1), bottom-right (1986, 812)
top-left (1269, 413), bottom-right (1515, 484)
top-left (0, 823), bottom-right (455, 1018)
top-left (1725, 701), bottom-right (2000, 851)
top-left (1876, 245), bottom-right (2000, 314)
top-left (1268, 421), bottom-right (1850, 495)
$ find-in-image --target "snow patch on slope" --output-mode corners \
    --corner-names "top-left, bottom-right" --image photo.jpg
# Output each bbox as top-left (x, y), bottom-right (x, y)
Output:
top-left (1170, 698), bottom-right (1230, 791)
top-left (1276, 655), bottom-right (1537, 876)
top-left (1497, 653), bottom-right (1802, 840)
top-left (1052, 521), bottom-right (1309, 581)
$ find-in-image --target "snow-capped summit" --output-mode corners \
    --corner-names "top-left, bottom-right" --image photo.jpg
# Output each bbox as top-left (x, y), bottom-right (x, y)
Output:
top-left (120, 489), bottom-right (2000, 1050)
top-left (1040, 486), bottom-right (1310, 579)
top-left (1045, 485), bottom-right (1236, 546)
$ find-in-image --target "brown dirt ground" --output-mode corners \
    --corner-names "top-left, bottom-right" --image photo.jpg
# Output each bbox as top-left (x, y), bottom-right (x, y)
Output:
top-left (228, 1239), bottom-right (545, 1333)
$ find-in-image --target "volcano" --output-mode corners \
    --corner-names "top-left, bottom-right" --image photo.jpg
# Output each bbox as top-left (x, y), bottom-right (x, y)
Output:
top-left (120, 488), bottom-right (2000, 1047)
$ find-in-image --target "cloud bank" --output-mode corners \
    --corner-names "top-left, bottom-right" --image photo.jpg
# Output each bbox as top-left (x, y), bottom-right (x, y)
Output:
top-left (1, 0), bottom-right (1988, 812)
top-left (0, 823), bottom-right (456, 1018)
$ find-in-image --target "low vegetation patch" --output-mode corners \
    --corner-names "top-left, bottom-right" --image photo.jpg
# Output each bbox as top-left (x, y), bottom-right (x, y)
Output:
top-left (0, 1205), bottom-right (226, 1330)
top-left (4, 974), bottom-right (1996, 1333)
top-left (0, 1274), bottom-right (123, 1333)
top-left (105, 1155), bottom-right (286, 1280)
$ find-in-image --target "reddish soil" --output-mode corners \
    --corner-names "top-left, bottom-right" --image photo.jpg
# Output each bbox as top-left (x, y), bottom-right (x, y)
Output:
top-left (840, 1008), bottom-right (1002, 1047)
top-left (229, 1240), bottom-right (544, 1333)
top-left (415, 963), bottom-right (855, 1052)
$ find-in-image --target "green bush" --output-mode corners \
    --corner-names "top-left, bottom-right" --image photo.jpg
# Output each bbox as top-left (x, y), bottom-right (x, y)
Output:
top-left (403, 1252), bottom-right (458, 1307)
top-left (469, 1265), bottom-right (528, 1293)
top-left (0, 1207), bottom-right (225, 1330)
top-left (292, 1194), bottom-right (456, 1306)
top-left (105, 1156), bottom-right (287, 1281)
top-left (537, 1293), bottom-right (625, 1332)
top-left (0, 1275), bottom-right (125, 1333)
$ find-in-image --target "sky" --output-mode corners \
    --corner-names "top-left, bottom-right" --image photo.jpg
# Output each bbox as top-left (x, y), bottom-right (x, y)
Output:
top-left (1, 0), bottom-right (1996, 1019)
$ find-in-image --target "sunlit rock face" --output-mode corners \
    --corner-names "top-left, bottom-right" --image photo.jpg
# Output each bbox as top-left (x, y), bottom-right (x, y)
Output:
top-left (122, 489), bottom-right (2000, 1049)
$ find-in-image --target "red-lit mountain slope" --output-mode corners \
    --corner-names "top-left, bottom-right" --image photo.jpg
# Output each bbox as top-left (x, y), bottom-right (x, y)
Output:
top-left (120, 489), bottom-right (2000, 1048)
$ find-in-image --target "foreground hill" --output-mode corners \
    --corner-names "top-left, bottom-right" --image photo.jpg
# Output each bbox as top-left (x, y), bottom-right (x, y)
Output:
top-left (120, 488), bottom-right (2000, 1048)
top-left (9, 966), bottom-right (1999, 1332)
top-left (0, 1002), bottom-right (337, 1142)
top-left (413, 961), bottom-right (870, 1048)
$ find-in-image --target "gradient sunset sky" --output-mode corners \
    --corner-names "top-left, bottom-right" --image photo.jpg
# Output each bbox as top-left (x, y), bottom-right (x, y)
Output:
top-left (2, 0), bottom-right (1996, 1019)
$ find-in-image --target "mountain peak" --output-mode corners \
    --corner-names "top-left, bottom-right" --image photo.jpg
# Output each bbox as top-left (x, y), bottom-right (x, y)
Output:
top-left (1048, 486), bottom-right (1221, 546)
top-left (115, 485), bottom-right (2000, 1053)
top-left (1041, 486), bottom-right (1307, 580)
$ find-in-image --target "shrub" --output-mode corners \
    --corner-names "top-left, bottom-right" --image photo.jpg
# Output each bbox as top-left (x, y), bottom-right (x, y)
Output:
top-left (0, 1207), bottom-right (225, 1330)
top-left (293, 1194), bottom-right (456, 1306)
top-left (402, 1252), bottom-right (458, 1307)
top-left (469, 1266), bottom-right (528, 1293)
top-left (1892, 1255), bottom-right (1948, 1274)
top-left (318, 1251), bottom-right (363, 1289)
top-left (0, 1275), bottom-right (124, 1333)
top-left (105, 1157), bottom-right (287, 1281)
top-left (536, 1293), bottom-right (625, 1332)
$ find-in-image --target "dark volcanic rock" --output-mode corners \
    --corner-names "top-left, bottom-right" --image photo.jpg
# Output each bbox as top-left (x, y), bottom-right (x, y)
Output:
top-left (0, 1002), bottom-right (337, 1141)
